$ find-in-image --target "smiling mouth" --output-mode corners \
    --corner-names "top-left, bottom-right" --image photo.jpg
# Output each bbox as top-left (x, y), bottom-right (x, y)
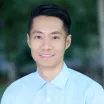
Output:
top-left (40, 54), bottom-right (54, 59)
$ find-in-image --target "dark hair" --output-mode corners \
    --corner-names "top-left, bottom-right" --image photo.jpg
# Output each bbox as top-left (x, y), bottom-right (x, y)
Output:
top-left (28, 3), bottom-right (71, 35)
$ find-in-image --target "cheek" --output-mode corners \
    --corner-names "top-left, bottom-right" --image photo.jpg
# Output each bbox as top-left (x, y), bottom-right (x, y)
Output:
top-left (30, 43), bottom-right (40, 57)
top-left (53, 42), bottom-right (66, 52)
top-left (30, 41), bottom-right (41, 50)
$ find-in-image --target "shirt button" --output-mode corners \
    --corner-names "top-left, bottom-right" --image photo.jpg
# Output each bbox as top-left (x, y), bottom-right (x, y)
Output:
top-left (47, 97), bottom-right (51, 103)
top-left (65, 77), bottom-right (67, 81)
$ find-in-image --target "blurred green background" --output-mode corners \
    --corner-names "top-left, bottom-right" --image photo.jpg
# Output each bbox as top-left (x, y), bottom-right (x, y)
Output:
top-left (0, 0), bottom-right (104, 100)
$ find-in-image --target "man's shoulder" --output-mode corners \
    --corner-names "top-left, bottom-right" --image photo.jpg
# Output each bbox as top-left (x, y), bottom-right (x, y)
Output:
top-left (5, 72), bottom-right (37, 92)
top-left (66, 67), bottom-right (104, 103)
top-left (68, 68), bottom-right (93, 81)
top-left (67, 67), bottom-right (103, 89)
top-left (1, 72), bottom-right (37, 104)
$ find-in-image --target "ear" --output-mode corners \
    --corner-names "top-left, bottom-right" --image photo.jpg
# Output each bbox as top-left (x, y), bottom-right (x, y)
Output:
top-left (65, 34), bottom-right (71, 50)
top-left (27, 34), bottom-right (31, 48)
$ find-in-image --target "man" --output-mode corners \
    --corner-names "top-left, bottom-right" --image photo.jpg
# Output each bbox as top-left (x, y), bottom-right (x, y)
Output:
top-left (1, 3), bottom-right (104, 104)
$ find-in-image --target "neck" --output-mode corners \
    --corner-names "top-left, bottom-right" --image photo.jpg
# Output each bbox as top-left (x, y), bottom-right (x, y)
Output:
top-left (37, 61), bottom-right (64, 82)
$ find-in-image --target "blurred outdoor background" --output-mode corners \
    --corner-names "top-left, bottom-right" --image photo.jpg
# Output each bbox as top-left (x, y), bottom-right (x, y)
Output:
top-left (0, 0), bottom-right (104, 100)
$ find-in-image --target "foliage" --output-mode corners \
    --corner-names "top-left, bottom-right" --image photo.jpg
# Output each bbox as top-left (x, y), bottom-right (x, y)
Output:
top-left (0, 0), bottom-right (98, 65)
top-left (0, 85), bottom-right (7, 98)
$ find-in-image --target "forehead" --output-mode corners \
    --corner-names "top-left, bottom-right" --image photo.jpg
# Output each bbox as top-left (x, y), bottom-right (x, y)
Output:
top-left (31, 16), bottom-right (64, 31)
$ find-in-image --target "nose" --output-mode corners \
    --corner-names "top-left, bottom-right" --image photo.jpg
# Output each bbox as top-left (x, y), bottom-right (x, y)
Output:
top-left (41, 38), bottom-right (52, 50)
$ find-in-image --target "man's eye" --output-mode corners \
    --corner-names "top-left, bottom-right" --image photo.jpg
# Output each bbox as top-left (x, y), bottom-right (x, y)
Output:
top-left (34, 36), bottom-right (42, 39)
top-left (52, 36), bottom-right (60, 39)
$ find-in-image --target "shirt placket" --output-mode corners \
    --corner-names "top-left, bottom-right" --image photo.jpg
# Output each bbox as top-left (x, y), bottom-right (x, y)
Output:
top-left (46, 83), bottom-right (52, 104)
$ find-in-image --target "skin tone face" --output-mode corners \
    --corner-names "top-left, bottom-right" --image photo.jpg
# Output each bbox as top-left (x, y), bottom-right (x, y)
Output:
top-left (27, 15), bottom-right (71, 81)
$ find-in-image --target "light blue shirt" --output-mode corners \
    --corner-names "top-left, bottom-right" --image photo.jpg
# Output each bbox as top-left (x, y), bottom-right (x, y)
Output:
top-left (1, 63), bottom-right (104, 104)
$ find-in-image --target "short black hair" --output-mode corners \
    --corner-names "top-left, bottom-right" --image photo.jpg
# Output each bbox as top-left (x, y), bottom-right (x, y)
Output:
top-left (28, 3), bottom-right (71, 35)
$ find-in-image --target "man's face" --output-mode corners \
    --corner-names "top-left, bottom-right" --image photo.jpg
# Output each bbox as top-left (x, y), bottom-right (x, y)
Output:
top-left (27, 16), bottom-right (71, 68)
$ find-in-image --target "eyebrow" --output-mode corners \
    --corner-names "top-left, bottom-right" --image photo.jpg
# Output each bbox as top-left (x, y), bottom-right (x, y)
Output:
top-left (31, 30), bottom-right (43, 34)
top-left (50, 31), bottom-right (62, 35)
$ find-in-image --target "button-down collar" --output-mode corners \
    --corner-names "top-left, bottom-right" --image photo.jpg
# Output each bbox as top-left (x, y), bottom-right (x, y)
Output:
top-left (50, 63), bottom-right (69, 89)
top-left (34, 63), bottom-right (69, 90)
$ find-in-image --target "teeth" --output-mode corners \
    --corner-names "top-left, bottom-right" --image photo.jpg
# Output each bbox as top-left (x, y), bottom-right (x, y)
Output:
top-left (41, 55), bottom-right (53, 57)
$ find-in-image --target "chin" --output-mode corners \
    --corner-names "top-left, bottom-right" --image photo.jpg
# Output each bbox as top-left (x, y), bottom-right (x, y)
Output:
top-left (37, 61), bottom-right (57, 68)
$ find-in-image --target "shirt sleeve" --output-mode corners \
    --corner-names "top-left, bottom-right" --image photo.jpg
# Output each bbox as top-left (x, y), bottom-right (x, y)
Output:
top-left (85, 83), bottom-right (104, 104)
